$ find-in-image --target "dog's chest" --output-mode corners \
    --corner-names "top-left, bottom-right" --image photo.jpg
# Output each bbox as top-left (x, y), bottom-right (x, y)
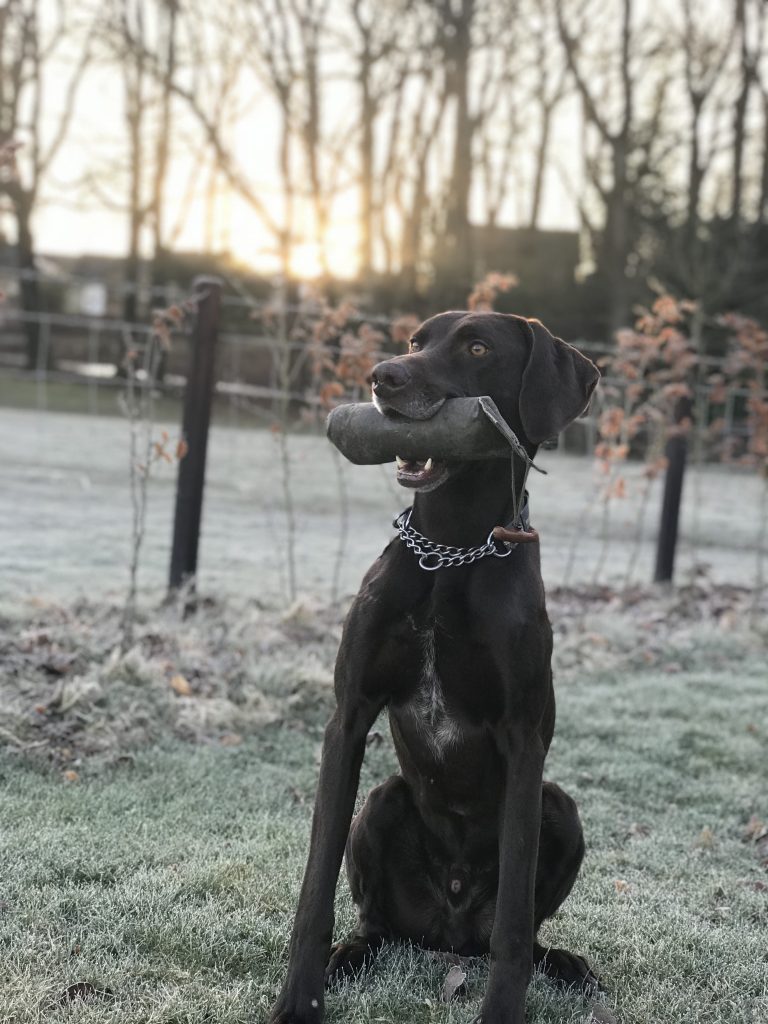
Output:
top-left (402, 624), bottom-right (464, 761)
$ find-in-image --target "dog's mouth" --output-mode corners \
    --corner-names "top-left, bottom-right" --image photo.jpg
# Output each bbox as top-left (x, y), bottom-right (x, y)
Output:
top-left (395, 455), bottom-right (450, 491)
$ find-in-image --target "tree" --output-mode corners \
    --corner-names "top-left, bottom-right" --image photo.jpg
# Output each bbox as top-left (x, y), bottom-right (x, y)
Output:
top-left (0, 0), bottom-right (92, 367)
top-left (344, 0), bottom-right (410, 280)
top-left (554, 0), bottom-right (675, 333)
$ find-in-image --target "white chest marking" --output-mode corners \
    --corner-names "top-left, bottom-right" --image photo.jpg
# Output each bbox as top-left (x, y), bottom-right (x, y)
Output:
top-left (408, 626), bottom-right (463, 760)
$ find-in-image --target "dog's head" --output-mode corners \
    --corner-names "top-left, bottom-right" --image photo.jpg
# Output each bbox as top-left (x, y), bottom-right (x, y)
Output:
top-left (370, 311), bottom-right (599, 491)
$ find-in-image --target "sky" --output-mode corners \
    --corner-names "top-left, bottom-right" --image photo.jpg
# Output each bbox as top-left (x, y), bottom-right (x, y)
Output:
top-left (14, 12), bottom-right (586, 280)
top-left (5, 0), bottom-right (745, 280)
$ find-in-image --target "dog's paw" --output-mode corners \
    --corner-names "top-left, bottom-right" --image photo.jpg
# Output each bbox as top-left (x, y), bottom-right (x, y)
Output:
top-left (534, 945), bottom-right (602, 994)
top-left (266, 989), bottom-right (323, 1024)
top-left (468, 1012), bottom-right (521, 1024)
top-left (324, 935), bottom-right (383, 986)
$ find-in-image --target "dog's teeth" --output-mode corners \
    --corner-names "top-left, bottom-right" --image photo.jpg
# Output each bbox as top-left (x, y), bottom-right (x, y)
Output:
top-left (395, 455), bottom-right (406, 469)
top-left (424, 457), bottom-right (433, 472)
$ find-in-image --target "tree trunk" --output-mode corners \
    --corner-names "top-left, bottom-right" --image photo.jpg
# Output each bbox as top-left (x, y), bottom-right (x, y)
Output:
top-left (604, 145), bottom-right (630, 335)
top-left (277, 86), bottom-right (294, 282)
top-left (16, 195), bottom-right (44, 370)
top-left (359, 57), bottom-right (375, 280)
top-left (731, 0), bottom-right (751, 226)
top-left (439, 0), bottom-right (474, 300)
top-left (124, 204), bottom-right (142, 324)
top-left (150, 0), bottom-right (177, 305)
top-left (760, 93), bottom-right (768, 225)
top-left (686, 99), bottom-right (703, 243)
top-left (529, 105), bottom-right (553, 230)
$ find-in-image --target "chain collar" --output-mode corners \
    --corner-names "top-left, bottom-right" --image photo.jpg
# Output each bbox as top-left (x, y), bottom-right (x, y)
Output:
top-left (393, 497), bottom-right (531, 572)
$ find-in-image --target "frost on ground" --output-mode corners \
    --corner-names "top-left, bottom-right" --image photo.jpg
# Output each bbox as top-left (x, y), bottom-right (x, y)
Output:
top-left (1, 586), bottom-right (766, 1024)
top-left (0, 595), bottom-right (338, 765)
top-left (1, 583), bottom-right (764, 767)
top-left (1, 406), bottom-right (765, 606)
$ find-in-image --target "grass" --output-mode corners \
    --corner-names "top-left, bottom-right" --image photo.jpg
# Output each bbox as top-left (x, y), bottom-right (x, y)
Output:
top-left (1, 392), bottom-right (766, 1023)
top-left (1, 403), bottom-right (765, 608)
top-left (2, 648), bottom-right (766, 1024)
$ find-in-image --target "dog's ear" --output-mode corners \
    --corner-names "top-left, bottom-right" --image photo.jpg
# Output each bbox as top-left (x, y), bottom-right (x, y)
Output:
top-left (517, 318), bottom-right (599, 445)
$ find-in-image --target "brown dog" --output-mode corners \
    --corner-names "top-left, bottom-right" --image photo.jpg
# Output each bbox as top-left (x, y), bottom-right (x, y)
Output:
top-left (268, 312), bottom-right (600, 1024)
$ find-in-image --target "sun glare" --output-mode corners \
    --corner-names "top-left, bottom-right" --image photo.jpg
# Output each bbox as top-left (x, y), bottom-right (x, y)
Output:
top-left (289, 242), bottom-right (324, 280)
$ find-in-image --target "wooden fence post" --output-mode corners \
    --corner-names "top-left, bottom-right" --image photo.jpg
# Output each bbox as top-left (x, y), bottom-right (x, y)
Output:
top-left (168, 276), bottom-right (222, 595)
top-left (653, 396), bottom-right (693, 583)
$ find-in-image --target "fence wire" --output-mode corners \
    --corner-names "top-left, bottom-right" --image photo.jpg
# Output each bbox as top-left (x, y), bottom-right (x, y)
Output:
top-left (0, 279), bottom-right (764, 601)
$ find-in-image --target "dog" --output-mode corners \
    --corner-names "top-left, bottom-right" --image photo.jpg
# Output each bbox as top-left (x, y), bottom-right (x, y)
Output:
top-left (268, 311), bottom-right (600, 1024)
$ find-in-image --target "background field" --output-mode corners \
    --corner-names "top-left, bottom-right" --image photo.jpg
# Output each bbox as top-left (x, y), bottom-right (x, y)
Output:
top-left (0, 404), bottom-right (763, 609)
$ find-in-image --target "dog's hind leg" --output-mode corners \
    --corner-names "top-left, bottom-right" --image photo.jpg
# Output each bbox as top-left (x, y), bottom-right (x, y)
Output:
top-left (324, 935), bottom-right (384, 984)
top-left (533, 782), bottom-right (600, 993)
top-left (324, 775), bottom-right (410, 986)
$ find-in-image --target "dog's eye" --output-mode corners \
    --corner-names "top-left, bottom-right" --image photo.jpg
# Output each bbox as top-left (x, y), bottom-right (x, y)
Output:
top-left (469, 340), bottom-right (488, 356)
top-left (409, 340), bottom-right (421, 352)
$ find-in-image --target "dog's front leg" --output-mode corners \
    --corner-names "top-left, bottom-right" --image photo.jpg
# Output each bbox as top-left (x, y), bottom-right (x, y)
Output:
top-left (268, 697), bottom-right (380, 1024)
top-left (473, 729), bottom-right (545, 1024)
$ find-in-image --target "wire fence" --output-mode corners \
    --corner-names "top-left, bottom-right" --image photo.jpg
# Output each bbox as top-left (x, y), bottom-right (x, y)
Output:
top-left (0, 281), bottom-right (750, 434)
top-left (1, 270), bottom-right (765, 603)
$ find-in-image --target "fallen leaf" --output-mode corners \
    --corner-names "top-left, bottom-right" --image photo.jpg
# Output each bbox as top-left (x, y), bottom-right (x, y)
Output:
top-left (219, 733), bottom-right (242, 747)
top-left (169, 674), bottom-right (191, 696)
top-left (742, 815), bottom-right (767, 843)
top-left (695, 827), bottom-right (715, 850)
top-left (62, 770), bottom-right (79, 783)
top-left (442, 964), bottom-right (467, 1002)
top-left (588, 1006), bottom-right (618, 1023)
top-left (614, 879), bottom-right (631, 895)
top-left (627, 822), bottom-right (650, 839)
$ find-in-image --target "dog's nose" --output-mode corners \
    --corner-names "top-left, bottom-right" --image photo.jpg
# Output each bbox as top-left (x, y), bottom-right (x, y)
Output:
top-left (370, 359), bottom-right (410, 395)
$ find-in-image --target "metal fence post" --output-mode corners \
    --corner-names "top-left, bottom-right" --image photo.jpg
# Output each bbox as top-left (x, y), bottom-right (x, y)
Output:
top-left (168, 276), bottom-right (222, 594)
top-left (653, 396), bottom-right (693, 583)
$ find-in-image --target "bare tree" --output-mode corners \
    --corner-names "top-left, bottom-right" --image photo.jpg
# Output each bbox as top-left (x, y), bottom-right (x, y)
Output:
top-left (680, 0), bottom-right (733, 249)
top-left (149, 0), bottom-right (178, 283)
top-left (342, 0), bottom-right (410, 279)
top-left (87, 0), bottom-right (168, 323)
top-left (730, 0), bottom-right (763, 226)
top-left (0, 0), bottom-right (92, 367)
top-left (552, 0), bottom-right (681, 331)
top-left (431, 0), bottom-right (477, 294)
top-left (526, 6), bottom-right (568, 230)
top-left (555, 0), bottom-right (639, 331)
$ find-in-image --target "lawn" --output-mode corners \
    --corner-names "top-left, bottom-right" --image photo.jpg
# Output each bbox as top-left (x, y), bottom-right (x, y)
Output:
top-left (1, 400), bottom-right (766, 1023)
top-left (1, 404), bottom-right (764, 610)
top-left (1, 591), bottom-right (766, 1024)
